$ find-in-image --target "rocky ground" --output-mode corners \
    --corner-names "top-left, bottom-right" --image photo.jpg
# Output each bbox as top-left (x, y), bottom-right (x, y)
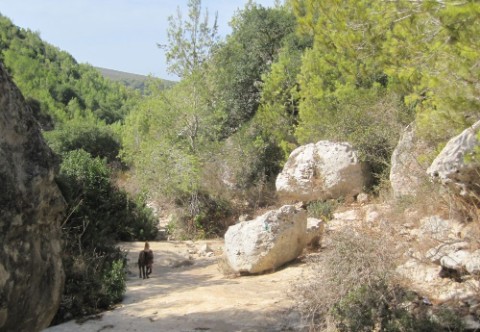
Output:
top-left (45, 240), bottom-right (308, 332)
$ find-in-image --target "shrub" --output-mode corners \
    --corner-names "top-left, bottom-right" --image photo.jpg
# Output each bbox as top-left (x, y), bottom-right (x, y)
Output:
top-left (102, 259), bottom-right (127, 305)
top-left (307, 200), bottom-right (338, 221)
top-left (44, 117), bottom-right (121, 162)
top-left (168, 190), bottom-right (233, 239)
top-left (52, 248), bottom-right (126, 325)
top-left (51, 149), bottom-right (157, 325)
top-left (294, 229), bottom-right (464, 331)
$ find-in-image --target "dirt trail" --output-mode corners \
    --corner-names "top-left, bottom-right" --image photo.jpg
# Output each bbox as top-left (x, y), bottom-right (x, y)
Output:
top-left (45, 240), bottom-right (308, 332)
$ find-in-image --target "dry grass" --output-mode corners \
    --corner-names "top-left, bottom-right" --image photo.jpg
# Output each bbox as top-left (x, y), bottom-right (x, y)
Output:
top-left (293, 227), bottom-right (400, 331)
top-left (291, 174), bottom-right (480, 331)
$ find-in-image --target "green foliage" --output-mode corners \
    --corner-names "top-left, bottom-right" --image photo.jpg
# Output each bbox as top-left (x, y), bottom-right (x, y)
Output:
top-left (161, 0), bottom-right (218, 78)
top-left (171, 191), bottom-right (233, 239)
top-left (255, 33), bottom-right (312, 159)
top-left (0, 13), bottom-right (137, 129)
top-left (289, 0), bottom-right (478, 148)
top-left (306, 200), bottom-right (337, 221)
top-left (102, 259), bottom-right (127, 304)
top-left (44, 114), bottom-right (121, 162)
top-left (121, 77), bottom-right (224, 200)
top-left (52, 248), bottom-right (126, 325)
top-left (53, 150), bottom-right (157, 323)
top-left (220, 123), bottom-right (283, 192)
top-left (281, 0), bottom-right (478, 184)
top-left (384, 0), bottom-right (480, 144)
top-left (212, 3), bottom-right (297, 133)
top-left (292, 0), bottom-right (396, 142)
top-left (123, 0), bottom-right (230, 238)
top-left (58, 150), bottom-right (158, 243)
top-left (121, 77), bottom-right (227, 239)
top-left (95, 67), bottom-right (175, 94)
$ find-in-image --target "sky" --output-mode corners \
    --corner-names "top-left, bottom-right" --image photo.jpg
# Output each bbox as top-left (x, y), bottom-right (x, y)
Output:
top-left (0, 0), bottom-right (278, 80)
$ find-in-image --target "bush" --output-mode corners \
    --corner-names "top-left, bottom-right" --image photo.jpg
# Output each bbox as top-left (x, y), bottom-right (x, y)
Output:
top-left (52, 248), bottom-right (126, 324)
top-left (57, 149), bottom-right (158, 244)
top-left (44, 117), bottom-right (121, 162)
top-left (167, 190), bottom-right (233, 240)
top-left (294, 229), bottom-right (464, 331)
top-left (102, 259), bottom-right (127, 305)
top-left (51, 149), bottom-right (157, 325)
top-left (333, 283), bottom-right (463, 332)
top-left (307, 200), bottom-right (338, 221)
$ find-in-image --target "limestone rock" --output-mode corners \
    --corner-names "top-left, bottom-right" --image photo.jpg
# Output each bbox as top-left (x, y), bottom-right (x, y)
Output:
top-left (327, 209), bottom-right (363, 232)
top-left (397, 259), bottom-right (479, 303)
top-left (465, 250), bottom-right (480, 275)
top-left (306, 218), bottom-right (324, 248)
top-left (0, 64), bottom-right (66, 331)
top-left (390, 124), bottom-right (429, 198)
top-left (427, 120), bottom-right (480, 196)
top-left (197, 243), bottom-right (213, 256)
top-left (356, 192), bottom-right (369, 204)
top-left (440, 250), bottom-right (470, 270)
top-left (276, 141), bottom-right (367, 203)
top-left (463, 315), bottom-right (480, 331)
top-left (426, 242), bottom-right (470, 264)
top-left (224, 205), bottom-right (307, 274)
top-left (397, 259), bottom-right (440, 284)
top-left (363, 204), bottom-right (389, 224)
top-left (418, 216), bottom-right (463, 241)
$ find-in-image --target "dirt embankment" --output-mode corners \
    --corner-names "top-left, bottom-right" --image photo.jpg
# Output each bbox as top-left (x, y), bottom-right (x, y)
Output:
top-left (45, 240), bottom-right (308, 332)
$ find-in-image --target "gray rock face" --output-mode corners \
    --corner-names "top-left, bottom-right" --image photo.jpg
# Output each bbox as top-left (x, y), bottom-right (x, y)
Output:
top-left (390, 124), bottom-right (429, 198)
top-left (0, 64), bottom-right (65, 331)
top-left (276, 141), bottom-right (367, 203)
top-left (224, 205), bottom-right (307, 274)
top-left (427, 120), bottom-right (480, 196)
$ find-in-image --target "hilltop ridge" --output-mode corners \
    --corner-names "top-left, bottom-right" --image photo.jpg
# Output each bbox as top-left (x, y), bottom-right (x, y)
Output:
top-left (95, 67), bottom-right (175, 92)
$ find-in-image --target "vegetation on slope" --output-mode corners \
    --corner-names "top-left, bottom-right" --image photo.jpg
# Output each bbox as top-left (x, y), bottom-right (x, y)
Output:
top-left (0, 13), bottom-right (158, 323)
top-left (95, 66), bottom-right (175, 93)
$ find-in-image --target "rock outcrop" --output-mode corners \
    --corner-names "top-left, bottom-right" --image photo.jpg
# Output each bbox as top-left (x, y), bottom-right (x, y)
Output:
top-left (224, 205), bottom-right (307, 274)
top-left (276, 141), bottom-right (367, 203)
top-left (306, 218), bottom-right (324, 248)
top-left (0, 64), bottom-right (65, 331)
top-left (390, 124), bottom-right (430, 198)
top-left (427, 120), bottom-right (480, 196)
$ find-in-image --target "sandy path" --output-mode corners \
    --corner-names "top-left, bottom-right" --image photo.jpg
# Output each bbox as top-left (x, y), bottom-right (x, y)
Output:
top-left (45, 240), bottom-right (307, 332)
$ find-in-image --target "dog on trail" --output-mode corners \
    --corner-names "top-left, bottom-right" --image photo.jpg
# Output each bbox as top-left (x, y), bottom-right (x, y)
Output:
top-left (138, 242), bottom-right (154, 279)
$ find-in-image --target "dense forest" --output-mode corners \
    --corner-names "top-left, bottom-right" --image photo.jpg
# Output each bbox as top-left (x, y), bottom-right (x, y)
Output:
top-left (1, 0), bottom-right (479, 327)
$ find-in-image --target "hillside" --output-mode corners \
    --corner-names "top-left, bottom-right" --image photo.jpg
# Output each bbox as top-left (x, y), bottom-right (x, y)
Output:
top-left (95, 67), bottom-right (175, 93)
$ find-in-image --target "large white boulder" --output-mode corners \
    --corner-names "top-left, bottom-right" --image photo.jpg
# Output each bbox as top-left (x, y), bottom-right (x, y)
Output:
top-left (224, 205), bottom-right (307, 274)
top-left (276, 141), bottom-right (367, 203)
top-left (390, 124), bottom-right (430, 198)
top-left (428, 120), bottom-right (480, 196)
